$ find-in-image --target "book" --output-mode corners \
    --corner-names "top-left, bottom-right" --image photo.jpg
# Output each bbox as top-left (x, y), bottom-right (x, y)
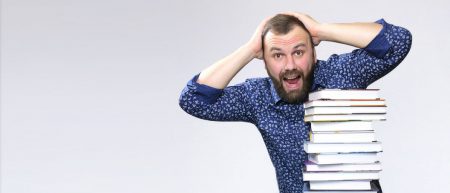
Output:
top-left (304, 114), bottom-right (386, 122)
top-left (304, 89), bottom-right (386, 192)
top-left (309, 131), bottom-right (376, 143)
top-left (309, 180), bottom-right (372, 190)
top-left (308, 153), bottom-right (380, 164)
top-left (308, 89), bottom-right (380, 100)
top-left (304, 142), bottom-right (382, 153)
top-left (303, 171), bottom-right (380, 181)
top-left (304, 99), bottom-right (386, 108)
top-left (305, 161), bottom-right (382, 172)
top-left (305, 106), bottom-right (387, 115)
top-left (303, 181), bottom-right (380, 193)
top-left (310, 121), bottom-right (373, 132)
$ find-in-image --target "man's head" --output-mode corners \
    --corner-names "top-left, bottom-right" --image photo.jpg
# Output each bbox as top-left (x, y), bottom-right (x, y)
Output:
top-left (262, 14), bottom-right (316, 103)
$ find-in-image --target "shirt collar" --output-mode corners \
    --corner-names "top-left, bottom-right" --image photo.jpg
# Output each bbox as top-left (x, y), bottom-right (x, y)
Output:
top-left (268, 71), bottom-right (321, 105)
top-left (268, 78), bottom-right (283, 105)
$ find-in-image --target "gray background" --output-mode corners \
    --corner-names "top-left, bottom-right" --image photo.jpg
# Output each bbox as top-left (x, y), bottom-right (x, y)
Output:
top-left (1, 0), bottom-right (449, 193)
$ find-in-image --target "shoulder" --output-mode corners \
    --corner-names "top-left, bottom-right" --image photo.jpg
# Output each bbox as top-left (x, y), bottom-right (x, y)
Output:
top-left (242, 77), bottom-right (271, 87)
top-left (232, 77), bottom-right (272, 99)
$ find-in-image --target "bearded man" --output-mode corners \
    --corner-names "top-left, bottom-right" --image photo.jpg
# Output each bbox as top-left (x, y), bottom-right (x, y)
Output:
top-left (179, 12), bottom-right (412, 193)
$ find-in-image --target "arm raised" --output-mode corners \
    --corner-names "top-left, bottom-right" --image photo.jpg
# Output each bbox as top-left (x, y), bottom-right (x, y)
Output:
top-left (283, 12), bottom-right (382, 48)
top-left (197, 17), bottom-right (271, 89)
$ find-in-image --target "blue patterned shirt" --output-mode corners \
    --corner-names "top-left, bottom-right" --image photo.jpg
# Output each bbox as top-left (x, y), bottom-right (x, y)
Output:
top-left (179, 19), bottom-right (412, 193)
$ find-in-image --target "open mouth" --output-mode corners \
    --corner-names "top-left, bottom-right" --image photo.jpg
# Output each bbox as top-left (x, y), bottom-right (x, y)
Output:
top-left (277, 69), bottom-right (304, 92)
top-left (283, 75), bottom-right (301, 85)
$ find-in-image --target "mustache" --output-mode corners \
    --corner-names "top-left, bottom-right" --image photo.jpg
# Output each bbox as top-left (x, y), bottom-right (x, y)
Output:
top-left (279, 68), bottom-right (305, 80)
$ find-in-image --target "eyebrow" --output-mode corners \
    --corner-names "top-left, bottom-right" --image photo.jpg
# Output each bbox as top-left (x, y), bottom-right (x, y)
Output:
top-left (269, 47), bottom-right (282, 52)
top-left (293, 43), bottom-right (307, 49)
top-left (269, 43), bottom-right (307, 52)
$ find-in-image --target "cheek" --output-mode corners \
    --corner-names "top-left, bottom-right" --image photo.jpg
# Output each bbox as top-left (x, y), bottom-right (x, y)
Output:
top-left (265, 62), bottom-right (283, 77)
top-left (295, 55), bottom-right (314, 71)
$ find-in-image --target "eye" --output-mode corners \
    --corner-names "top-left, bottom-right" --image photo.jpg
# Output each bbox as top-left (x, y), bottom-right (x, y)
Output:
top-left (273, 53), bottom-right (283, 59)
top-left (294, 50), bottom-right (304, 56)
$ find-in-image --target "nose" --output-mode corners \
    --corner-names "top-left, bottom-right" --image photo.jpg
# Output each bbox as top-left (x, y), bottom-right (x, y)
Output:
top-left (285, 55), bottom-right (295, 70)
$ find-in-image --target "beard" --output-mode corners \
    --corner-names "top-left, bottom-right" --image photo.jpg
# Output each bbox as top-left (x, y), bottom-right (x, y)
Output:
top-left (267, 67), bottom-right (314, 104)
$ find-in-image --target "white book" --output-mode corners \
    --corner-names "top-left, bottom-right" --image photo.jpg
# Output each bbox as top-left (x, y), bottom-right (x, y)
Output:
top-left (310, 131), bottom-right (376, 143)
top-left (304, 142), bottom-right (382, 153)
top-left (305, 106), bottom-right (387, 115)
top-left (310, 121), bottom-right (373, 132)
top-left (308, 153), bottom-right (380, 164)
top-left (309, 180), bottom-right (372, 190)
top-left (304, 114), bottom-right (386, 122)
top-left (304, 99), bottom-right (386, 108)
top-left (308, 89), bottom-right (380, 100)
top-left (305, 161), bottom-right (382, 172)
top-left (303, 181), bottom-right (379, 193)
top-left (303, 171), bottom-right (380, 181)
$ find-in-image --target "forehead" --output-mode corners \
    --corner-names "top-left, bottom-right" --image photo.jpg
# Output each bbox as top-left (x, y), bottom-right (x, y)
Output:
top-left (264, 26), bottom-right (311, 49)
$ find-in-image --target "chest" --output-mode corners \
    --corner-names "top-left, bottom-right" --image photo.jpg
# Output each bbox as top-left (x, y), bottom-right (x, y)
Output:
top-left (255, 104), bottom-right (310, 148)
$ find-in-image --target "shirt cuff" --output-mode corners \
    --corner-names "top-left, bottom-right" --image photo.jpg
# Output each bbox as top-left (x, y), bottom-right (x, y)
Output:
top-left (186, 74), bottom-right (223, 104)
top-left (363, 19), bottom-right (391, 58)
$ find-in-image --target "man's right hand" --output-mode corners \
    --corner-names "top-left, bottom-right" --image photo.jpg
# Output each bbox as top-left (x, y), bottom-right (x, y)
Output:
top-left (197, 16), bottom-right (272, 89)
top-left (245, 17), bottom-right (272, 60)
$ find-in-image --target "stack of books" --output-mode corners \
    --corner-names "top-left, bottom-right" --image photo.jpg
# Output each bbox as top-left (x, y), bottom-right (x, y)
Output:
top-left (302, 89), bottom-right (385, 193)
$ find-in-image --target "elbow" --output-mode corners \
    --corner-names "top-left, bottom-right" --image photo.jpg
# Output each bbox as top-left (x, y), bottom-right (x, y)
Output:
top-left (388, 26), bottom-right (413, 66)
top-left (178, 88), bottom-right (204, 118)
top-left (178, 88), bottom-right (192, 114)
top-left (399, 27), bottom-right (413, 59)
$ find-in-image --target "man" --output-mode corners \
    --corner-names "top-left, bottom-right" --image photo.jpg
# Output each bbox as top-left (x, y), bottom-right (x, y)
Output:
top-left (179, 12), bottom-right (412, 193)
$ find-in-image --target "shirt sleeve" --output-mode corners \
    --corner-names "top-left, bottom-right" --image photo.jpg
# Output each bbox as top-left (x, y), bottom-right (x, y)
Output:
top-left (314, 19), bottom-right (412, 89)
top-left (179, 74), bottom-right (255, 123)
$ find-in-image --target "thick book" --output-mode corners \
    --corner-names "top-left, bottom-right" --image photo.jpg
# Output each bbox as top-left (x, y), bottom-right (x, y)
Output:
top-left (305, 161), bottom-right (382, 172)
top-left (308, 89), bottom-right (380, 100)
top-left (308, 153), bottom-right (380, 164)
top-left (304, 113), bottom-right (386, 122)
top-left (309, 180), bottom-right (372, 190)
top-left (304, 99), bottom-right (386, 108)
top-left (303, 181), bottom-right (380, 193)
top-left (303, 171), bottom-right (380, 181)
top-left (304, 142), bottom-right (382, 153)
top-left (310, 121), bottom-right (373, 132)
top-left (305, 106), bottom-right (387, 115)
top-left (309, 131), bottom-right (376, 143)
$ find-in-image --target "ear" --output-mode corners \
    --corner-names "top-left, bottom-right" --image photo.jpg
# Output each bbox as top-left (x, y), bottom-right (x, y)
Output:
top-left (313, 47), bottom-right (317, 64)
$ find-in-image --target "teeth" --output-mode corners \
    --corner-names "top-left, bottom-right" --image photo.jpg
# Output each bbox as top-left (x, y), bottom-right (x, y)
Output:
top-left (284, 76), bottom-right (298, 80)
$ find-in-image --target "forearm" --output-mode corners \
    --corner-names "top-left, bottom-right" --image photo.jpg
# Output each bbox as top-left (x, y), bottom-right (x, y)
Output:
top-left (318, 22), bottom-right (383, 48)
top-left (197, 44), bottom-right (255, 89)
top-left (315, 19), bottom-right (412, 89)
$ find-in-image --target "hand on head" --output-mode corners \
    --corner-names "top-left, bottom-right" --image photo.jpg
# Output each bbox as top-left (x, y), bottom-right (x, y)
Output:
top-left (247, 12), bottom-right (321, 61)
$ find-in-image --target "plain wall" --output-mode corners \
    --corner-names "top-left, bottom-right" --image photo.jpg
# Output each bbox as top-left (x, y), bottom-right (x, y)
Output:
top-left (1, 0), bottom-right (449, 193)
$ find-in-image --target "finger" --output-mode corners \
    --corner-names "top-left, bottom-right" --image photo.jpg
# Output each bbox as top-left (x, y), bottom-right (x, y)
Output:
top-left (280, 11), bottom-right (297, 15)
top-left (312, 37), bottom-right (321, 46)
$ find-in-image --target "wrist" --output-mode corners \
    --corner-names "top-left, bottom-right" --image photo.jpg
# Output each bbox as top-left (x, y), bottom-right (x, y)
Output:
top-left (242, 42), bottom-right (260, 60)
top-left (316, 23), bottom-right (331, 42)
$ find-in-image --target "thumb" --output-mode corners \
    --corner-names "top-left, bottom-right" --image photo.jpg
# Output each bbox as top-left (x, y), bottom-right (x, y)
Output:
top-left (312, 37), bottom-right (321, 46)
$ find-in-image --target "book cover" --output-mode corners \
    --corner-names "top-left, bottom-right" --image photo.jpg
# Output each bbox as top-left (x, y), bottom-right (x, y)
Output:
top-left (303, 181), bottom-right (380, 193)
top-left (308, 153), bottom-right (380, 164)
top-left (305, 106), bottom-right (387, 116)
top-left (304, 114), bottom-right (386, 122)
top-left (304, 142), bottom-right (382, 153)
top-left (305, 161), bottom-right (382, 172)
top-left (310, 121), bottom-right (373, 132)
top-left (309, 180), bottom-right (372, 190)
top-left (309, 131), bottom-right (376, 143)
top-left (304, 99), bottom-right (386, 108)
top-left (308, 89), bottom-right (380, 101)
top-left (303, 171), bottom-right (380, 181)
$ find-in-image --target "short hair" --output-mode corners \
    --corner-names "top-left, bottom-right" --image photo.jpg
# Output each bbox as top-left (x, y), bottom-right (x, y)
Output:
top-left (262, 14), bottom-right (313, 50)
